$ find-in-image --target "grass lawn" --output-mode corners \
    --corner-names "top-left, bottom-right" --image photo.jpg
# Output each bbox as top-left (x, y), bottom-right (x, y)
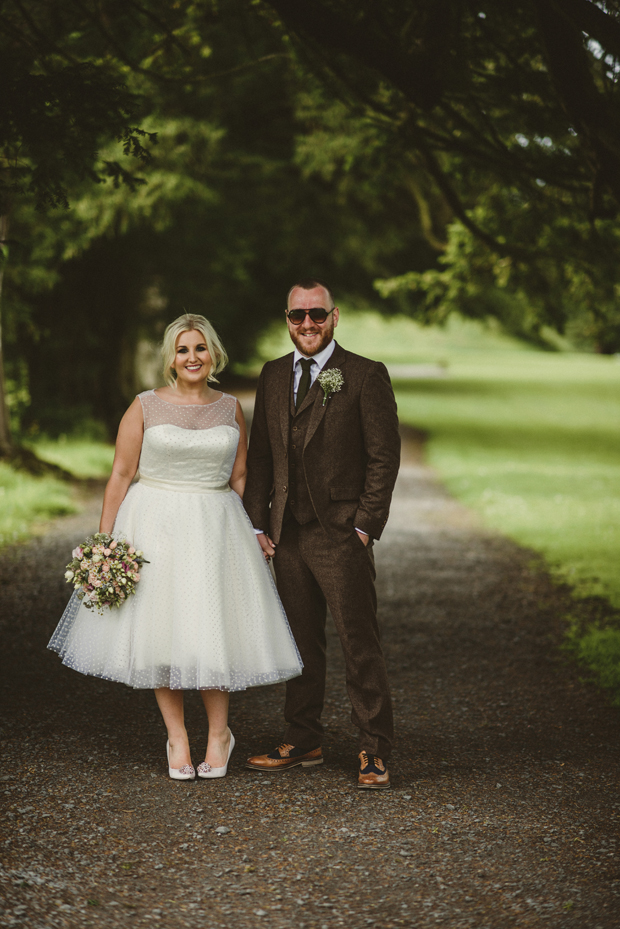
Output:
top-left (30, 438), bottom-right (115, 479)
top-left (0, 439), bottom-right (114, 551)
top-left (246, 310), bottom-right (620, 609)
top-left (395, 370), bottom-right (620, 607)
top-left (0, 462), bottom-right (77, 547)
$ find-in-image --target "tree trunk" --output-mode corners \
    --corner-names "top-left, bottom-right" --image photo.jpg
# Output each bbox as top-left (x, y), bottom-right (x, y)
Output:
top-left (0, 214), bottom-right (13, 454)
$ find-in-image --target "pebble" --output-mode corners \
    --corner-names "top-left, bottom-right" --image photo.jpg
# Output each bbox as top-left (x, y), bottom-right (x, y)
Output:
top-left (215, 826), bottom-right (231, 835)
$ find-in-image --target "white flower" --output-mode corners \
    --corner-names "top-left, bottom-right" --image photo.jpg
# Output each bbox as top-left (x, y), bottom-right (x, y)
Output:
top-left (64, 570), bottom-right (74, 581)
top-left (317, 368), bottom-right (344, 406)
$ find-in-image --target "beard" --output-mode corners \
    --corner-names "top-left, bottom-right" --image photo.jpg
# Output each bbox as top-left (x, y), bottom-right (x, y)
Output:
top-left (288, 322), bottom-right (335, 357)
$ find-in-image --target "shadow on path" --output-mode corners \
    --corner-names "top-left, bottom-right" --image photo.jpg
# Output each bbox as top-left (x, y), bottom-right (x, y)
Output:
top-left (0, 429), bottom-right (619, 928)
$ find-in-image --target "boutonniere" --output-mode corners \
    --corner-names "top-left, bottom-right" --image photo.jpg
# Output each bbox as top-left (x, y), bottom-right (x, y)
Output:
top-left (317, 368), bottom-right (344, 406)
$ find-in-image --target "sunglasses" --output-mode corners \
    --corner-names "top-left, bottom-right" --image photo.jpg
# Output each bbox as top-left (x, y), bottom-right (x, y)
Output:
top-left (286, 307), bottom-right (334, 325)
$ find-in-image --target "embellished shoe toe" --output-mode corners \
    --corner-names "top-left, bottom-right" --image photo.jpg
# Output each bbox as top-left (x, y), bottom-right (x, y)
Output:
top-left (166, 740), bottom-right (196, 781)
top-left (198, 731), bottom-right (235, 779)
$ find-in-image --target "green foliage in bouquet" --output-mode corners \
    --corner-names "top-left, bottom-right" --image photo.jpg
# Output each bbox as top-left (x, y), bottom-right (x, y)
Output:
top-left (65, 532), bottom-right (148, 615)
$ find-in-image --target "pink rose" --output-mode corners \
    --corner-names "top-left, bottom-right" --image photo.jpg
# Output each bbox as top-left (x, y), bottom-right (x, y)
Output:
top-left (110, 540), bottom-right (118, 550)
top-left (128, 546), bottom-right (136, 555)
top-left (102, 564), bottom-right (110, 573)
top-left (104, 548), bottom-right (111, 556)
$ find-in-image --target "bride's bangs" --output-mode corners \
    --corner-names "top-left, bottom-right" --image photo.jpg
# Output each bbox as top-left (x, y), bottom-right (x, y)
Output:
top-left (162, 314), bottom-right (228, 387)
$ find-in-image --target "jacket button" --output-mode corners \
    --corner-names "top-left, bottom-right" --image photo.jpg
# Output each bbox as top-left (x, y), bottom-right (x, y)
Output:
top-left (290, 499), bottom-right (296, 506)
top-left (283, 485), bottom-right (287, 492)
top-left (292, 426), bottom-right (298, 432)
top-left (291, 444), bottom-right (296, 450)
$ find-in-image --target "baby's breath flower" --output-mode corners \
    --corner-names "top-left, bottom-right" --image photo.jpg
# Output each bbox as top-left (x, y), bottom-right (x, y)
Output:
top-left (317, 368), bottom-right (344, 406)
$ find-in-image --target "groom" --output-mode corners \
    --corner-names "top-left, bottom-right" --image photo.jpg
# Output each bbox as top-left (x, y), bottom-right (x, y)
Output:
top-left (244, 279), bottom-right (401, 788)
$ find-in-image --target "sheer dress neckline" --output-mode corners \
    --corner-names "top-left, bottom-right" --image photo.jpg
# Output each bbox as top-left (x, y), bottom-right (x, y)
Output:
top-left (152, 388), bottom-right (225, 408)
top-left (138, 389), bottom-right (238, 433)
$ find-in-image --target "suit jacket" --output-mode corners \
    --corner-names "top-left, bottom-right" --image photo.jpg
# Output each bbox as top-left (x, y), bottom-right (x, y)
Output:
top-left (244, 341), bottom-right (401, 544)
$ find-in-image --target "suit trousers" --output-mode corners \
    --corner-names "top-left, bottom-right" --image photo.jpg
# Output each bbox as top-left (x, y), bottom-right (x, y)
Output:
top-left (274, 515), bottom-right (394, 760)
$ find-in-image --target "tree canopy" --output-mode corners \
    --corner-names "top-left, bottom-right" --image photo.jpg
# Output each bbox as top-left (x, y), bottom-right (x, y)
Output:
top-left (260, 0), bottom-right (620, 349)
top-left (1, 0), bottom-right (620, 442)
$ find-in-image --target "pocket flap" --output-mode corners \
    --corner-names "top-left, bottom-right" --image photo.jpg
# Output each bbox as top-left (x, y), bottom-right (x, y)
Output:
top-left (330, 486), bottom-right (362, 501)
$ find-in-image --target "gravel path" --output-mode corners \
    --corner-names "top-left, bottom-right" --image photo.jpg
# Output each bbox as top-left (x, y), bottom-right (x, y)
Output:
top-left (1, 433), bottom-right (619, 928)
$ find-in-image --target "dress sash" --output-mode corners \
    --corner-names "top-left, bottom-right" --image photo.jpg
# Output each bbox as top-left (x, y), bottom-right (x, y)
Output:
top-left (138, 475), bottom-right (231, 495)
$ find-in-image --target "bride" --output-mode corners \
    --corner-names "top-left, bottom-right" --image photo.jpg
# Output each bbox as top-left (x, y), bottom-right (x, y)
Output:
top-left (49, 313), bottom-right (302, 780)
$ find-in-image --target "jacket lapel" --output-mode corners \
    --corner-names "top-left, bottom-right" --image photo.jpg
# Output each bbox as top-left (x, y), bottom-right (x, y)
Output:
top-left (303, 342), bottom-right (347, 450)
top-left (278, 354), bottom-right (294, 451)
top-left (295, 374), bottom-right (320, 417)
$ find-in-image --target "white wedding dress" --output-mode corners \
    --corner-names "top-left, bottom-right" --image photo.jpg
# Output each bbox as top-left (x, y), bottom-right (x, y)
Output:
top-left (48, 390), bottom-right (302, 690)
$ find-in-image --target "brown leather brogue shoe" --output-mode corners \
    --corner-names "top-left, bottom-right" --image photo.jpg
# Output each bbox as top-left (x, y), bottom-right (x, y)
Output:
top-left (246, 743), bottom-right (323, 771)
top-left (358, 751), bottom-right (390, 789)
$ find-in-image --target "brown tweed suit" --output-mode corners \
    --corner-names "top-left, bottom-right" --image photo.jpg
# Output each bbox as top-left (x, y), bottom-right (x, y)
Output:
top-left (244, 341), bottom-right (400, 759)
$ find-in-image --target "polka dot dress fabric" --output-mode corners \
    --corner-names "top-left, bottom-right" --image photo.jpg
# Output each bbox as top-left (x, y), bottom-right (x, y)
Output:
top-left (48, 391), bottom-right (303, 691)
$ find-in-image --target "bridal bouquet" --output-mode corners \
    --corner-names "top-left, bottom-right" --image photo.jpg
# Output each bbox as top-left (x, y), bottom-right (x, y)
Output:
top-left (64, 532), bottom-right (148, 614)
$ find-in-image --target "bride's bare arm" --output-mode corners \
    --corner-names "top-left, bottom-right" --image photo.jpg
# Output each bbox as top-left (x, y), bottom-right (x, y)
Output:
top-left (99, 399), bottom-right (144, 533)
top-left (229, 401), bottom-right (248, 498)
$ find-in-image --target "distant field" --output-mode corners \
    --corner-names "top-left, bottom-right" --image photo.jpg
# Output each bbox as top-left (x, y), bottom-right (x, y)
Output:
top-left (30, 438), bottom-right (115, 479)
top-left (0, 463), bottom-right (76, 547)
top-left (395, 369), bottom-right (620, 608)
top-left (247, 309), bottom-right (620, 608)
top-left (243, 307), bottom-right (534, 368)
top-left (0, 440), bottom-right (113, 550)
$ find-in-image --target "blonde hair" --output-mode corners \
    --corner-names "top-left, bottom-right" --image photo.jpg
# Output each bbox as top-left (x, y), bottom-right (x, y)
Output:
top-left (161, 314), bottom-right (228, 388)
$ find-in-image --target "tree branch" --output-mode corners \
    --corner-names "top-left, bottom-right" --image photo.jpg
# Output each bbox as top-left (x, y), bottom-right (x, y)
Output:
top-left (265, 0), bottom-right (450, 110)
top-left (412, 130), bottom-right (534, 259)
top-left (534, 0), bottom-right (620, 208)
top-left (553, 0), bottom-right (620, 59)
top-left (403, 171), bottom-right (447, 252)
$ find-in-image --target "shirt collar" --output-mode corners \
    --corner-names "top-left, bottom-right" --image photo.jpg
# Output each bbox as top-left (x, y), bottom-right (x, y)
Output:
top-left (293, 338), bottom-right (336, 371)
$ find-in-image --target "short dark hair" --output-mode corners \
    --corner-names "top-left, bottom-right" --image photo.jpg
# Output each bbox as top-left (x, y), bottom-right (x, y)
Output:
top-left (287, 278), bottom-right (335, 308)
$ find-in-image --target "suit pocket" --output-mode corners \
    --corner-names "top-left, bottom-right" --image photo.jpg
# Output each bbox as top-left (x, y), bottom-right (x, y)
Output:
top-left (330, 485), bottom-right (362, 501)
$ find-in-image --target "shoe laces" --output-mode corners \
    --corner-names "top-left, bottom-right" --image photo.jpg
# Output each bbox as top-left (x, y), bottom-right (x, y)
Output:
top-left (360, 751), bottom-right (384, 772)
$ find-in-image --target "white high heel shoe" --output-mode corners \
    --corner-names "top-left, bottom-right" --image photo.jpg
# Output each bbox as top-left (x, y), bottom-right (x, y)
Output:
top-left (166, 740), bottom-right (196, 781)
top-left (197, 731), bottom-right (235, 779)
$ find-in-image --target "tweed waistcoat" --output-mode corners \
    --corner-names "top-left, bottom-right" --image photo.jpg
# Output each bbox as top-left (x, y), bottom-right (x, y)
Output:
top-left (287, 390), bottom-right (317, 525)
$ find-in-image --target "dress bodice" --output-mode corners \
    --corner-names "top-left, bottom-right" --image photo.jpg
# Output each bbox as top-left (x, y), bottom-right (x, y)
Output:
top-left (137, 390), bottom-right (240, 490)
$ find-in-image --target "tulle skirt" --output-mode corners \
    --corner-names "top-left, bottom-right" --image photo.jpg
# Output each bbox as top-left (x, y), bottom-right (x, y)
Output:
top-left (48, 483), bottom-right (303, 690)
